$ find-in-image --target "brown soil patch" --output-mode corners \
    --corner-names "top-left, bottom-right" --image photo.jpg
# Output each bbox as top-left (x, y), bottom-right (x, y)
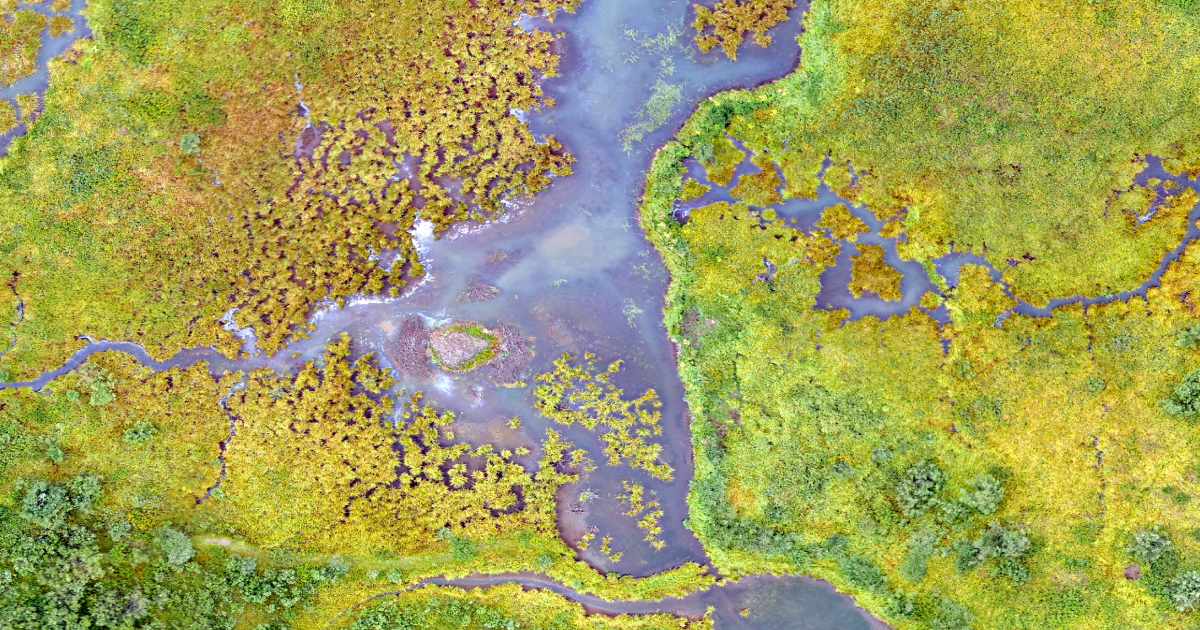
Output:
top-left (490, 324), bottom-right (533, 386)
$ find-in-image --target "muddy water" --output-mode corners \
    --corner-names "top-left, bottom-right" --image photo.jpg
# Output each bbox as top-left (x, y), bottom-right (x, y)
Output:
top-left (0, 0), bottom-right (91, 155)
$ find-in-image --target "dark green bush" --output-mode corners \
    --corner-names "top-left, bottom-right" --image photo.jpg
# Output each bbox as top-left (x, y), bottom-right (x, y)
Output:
top-left (896, 460), bottom-right (947, 518)
top-left (1162, 369), bottom-right (1200, 419)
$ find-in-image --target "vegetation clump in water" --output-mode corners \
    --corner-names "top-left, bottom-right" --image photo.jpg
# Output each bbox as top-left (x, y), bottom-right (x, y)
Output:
top-left (534, 353), bottom-right (673, 481)
top-left (692, 0), bottom-right (796, 61)
top-left (848, 244), bottom-right (901, 301)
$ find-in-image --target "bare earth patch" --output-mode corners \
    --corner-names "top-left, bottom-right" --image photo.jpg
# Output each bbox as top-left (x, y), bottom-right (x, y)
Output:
top-left (429, 324), bottom-right (495, 371)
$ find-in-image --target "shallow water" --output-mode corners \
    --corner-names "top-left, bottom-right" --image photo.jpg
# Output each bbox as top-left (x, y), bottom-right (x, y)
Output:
top-left (0, 1), bottom-right (897, 628)
top-left (424, 573), bottom-right (883, 630)
top-left (0, 0), bottom-right (91, 154)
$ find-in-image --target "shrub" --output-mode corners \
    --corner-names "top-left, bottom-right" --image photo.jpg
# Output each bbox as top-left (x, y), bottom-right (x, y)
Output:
top-left (180, 132), bottom-right (200, 155)
top-left (954, 521), bottom-right (1032, 583)
top-left (899, 528), bottom-right (939, 584)
top-left (896, 460), bottom-right (947, 518)
top-left (1127, 528), bottom-right (1173, 565)
top-left (839, 554), bottom-right (889, 592)
top-left (122, 420), bottom-right (157, 444)
top-left (959, 474), bottom-right (1005, 515)
top-left (1162, 369), bottom-right (1200, 419)
top-left (156, 526), bottom-right (195, 566)
top-left (1173, 571), bottom-right (1200, 611)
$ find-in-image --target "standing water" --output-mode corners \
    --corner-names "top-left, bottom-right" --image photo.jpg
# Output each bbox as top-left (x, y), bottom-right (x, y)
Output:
top-left (0, 0), bottom-right (891, 627)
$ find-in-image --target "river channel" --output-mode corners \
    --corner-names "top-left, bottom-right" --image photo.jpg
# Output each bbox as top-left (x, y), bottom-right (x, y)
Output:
top-left (0, 0), bottom-right (892, 628)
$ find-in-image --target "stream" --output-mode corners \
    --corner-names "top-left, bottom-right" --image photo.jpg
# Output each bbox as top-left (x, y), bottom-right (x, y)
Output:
top-left (11, 0), bottom-right (1191, 628)
top-left (0, 1), bottom-right (891, 627)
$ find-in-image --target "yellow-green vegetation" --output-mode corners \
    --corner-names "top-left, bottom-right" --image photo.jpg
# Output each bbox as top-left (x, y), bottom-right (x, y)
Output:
top-left (849, 244), bottom-right (902, 301)
top-left (534, 353), bottom-right (673, 481)
top-left (729, 153), bottom-right (783, 207)
top-left (0, 338), bottom-right (716, 627)
top-left (641, 0), bottom-right (1200, 626)
top-left (343, 583), bottom-right (711, 630)
top-left (620, 479), bottom-right (666, 550)
top-left (0, 9), bottom-right (44, 86)
top-left (0, 0), bottom-right (580, 381)
top-left (816, 203), bottom-right (869, 241)
top-left (679, 178), bottom-right (711, 201)
top-left (699, 0), bottom-right (1200, 307)
top-left (48, 14), bottom-right (71, 37)
top-left (692, 0), bottom-right (796, 60)
top-left (0, 99), bottom-right (16, 135)
top-left (14, 92), bottom-right (34, 122)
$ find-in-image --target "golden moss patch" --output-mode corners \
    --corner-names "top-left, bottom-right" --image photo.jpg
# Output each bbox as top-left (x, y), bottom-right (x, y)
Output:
top-left (816, 203), bottom-right (870, 241)
top-left (849, 244), bottom-right (901, 301)
top-left (692, 0), bottom-right (796, 61)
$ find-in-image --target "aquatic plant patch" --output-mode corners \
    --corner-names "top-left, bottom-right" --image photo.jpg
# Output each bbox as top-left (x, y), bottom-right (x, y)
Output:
top-left (534, 353), bottom-right (673, 480)
top-left (692, 0), bottom-right (796, 61)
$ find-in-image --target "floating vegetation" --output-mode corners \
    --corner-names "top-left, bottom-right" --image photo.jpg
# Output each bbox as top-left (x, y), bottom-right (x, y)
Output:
top-left (534, 353), bottom-right (672, 480)
top-left (620, 480), bottom-right (665, 550)
top-left (692, 0), bottom-right (795, 61)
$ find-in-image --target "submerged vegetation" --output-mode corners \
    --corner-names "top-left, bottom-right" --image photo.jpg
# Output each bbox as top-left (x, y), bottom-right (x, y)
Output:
top-left (643, 0), bottom-right (1200, 627)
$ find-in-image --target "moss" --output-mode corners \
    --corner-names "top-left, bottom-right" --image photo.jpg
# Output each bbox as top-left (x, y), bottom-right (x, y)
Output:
top-left (0, 99), bottom-right (16, 135)
top-left (0, 9), bottom-right (44, 87)
top-left (693, 0), bottom-right (796, 61)
top-left (48, 14), bottom-right (72, 37)
top-left (816, 203), bottom-right (870, 241)
top-left (849, 244), bottom-right (902, 301)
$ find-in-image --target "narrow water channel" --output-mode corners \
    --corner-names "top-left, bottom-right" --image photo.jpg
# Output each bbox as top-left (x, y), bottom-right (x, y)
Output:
top-left (0, 1), bottom-right (899, 628)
